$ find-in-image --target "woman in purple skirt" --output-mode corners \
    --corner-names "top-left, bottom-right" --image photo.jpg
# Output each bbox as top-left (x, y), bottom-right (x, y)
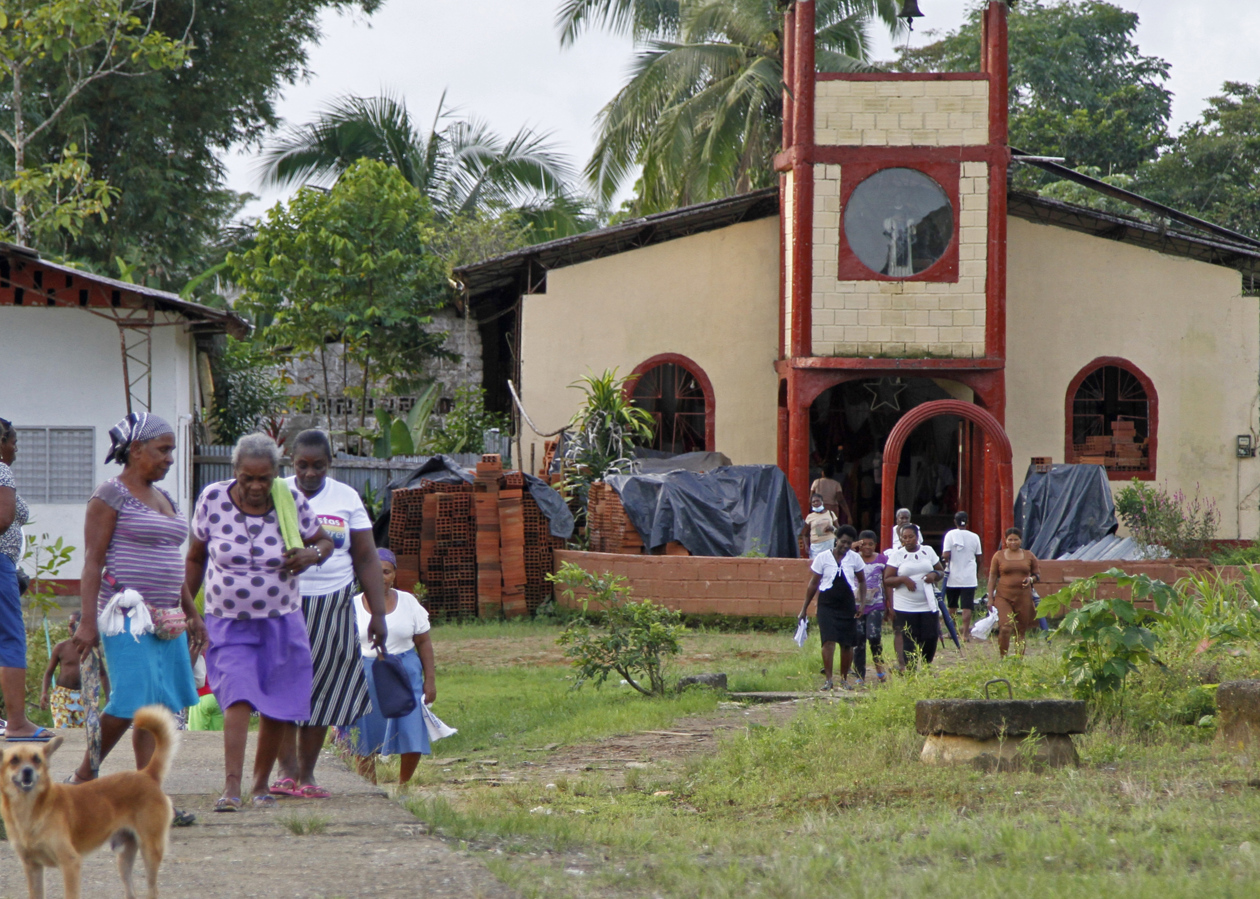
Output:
top-left (185, 434), bottom-right (332, 811)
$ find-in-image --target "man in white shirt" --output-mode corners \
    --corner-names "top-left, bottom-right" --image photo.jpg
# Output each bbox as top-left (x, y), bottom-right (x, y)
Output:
top-left (941, 510), bottom-right (984, 640)
top-left (798, 525), bottom-right (868, 690)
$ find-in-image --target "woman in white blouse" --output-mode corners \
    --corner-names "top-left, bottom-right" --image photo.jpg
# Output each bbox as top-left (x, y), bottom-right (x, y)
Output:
top-left (349, 548), bottom-right (436, 785)
top-left (883, 523), bottom-right (945, 670)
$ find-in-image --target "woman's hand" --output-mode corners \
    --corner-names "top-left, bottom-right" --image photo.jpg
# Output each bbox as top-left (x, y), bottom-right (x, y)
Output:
top-left (283, 546), bottom-right (322, 575)
top-left (72, 619), bottom-right (99, 661)
top-left (186, 613), bottom-right (208, 656)
top-left (1021, 576), bottom-right (1033, 588)
top-left (423, 679), bottom-right (436, 705)
top-left (367, 612), bottom-right (387, 654)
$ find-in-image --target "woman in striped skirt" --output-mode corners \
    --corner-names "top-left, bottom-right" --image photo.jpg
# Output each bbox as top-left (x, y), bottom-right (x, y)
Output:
top-left (272, 430), bottom-right (387, 798)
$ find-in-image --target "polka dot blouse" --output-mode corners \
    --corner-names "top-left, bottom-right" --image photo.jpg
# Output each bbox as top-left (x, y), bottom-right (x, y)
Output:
top-left (193, 480), bottom-right (320, 620)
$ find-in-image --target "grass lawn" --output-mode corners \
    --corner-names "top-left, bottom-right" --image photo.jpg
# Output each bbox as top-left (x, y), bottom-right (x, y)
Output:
top-left (397, 619), bottom-right (1260, 898)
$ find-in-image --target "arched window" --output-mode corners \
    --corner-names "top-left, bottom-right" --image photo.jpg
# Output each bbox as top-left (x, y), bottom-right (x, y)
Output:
top-left (628, 354), bottom-right (715, 454)
top-left (1065, 358), bottom-right (1157, 479)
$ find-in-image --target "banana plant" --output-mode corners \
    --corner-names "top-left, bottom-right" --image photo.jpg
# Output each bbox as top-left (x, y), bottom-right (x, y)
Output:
top-left (372, 382), bottom-right (441, 458)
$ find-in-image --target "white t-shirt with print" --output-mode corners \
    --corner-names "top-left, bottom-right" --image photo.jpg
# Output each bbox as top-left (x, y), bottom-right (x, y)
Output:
top-left (942, 528), bottom-right (983, 588)
top-left (885, 544), bottom-right (940, 613)
top-left (286, 476), bottom-right (372, 596)
top-left (355, 589), bottom-right (430, 656)
top-left (810, 548), bottom-right (864, 593)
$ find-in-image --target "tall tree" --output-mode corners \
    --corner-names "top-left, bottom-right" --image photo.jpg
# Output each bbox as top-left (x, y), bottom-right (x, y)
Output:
top-left (897, 0), bottom-right (1171, 175)
top-left (34, 1), bottom-right (382, 290)
top-left (258, 93), bottom-right (594, 238)
top-left (0, 0), bottom-right (189, 246)
top-left (568, 0), bottom-right (903, 213)
top-left (1137, 82), bottom-right (1260, 242)
top-left (231, 159), bottom-right (452, 449)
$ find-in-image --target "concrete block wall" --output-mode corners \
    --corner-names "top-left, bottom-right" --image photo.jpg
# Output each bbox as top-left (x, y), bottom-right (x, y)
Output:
top-left (554, 550), bottom-right (810, 617)
top-left (811, 161), bottom-right (989, 357)
top-left (814, 79), bottom-right (990, 148)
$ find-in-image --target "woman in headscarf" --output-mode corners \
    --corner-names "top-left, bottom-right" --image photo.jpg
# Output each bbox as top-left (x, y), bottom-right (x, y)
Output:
top-left (0, 416), bottom-right (47, 741)
top-left (271, 429), bottom-right (386, 799)
top-left (68, 414), bottom-right (205, 811)
top-left (185, 433), bottom-right (334, 811)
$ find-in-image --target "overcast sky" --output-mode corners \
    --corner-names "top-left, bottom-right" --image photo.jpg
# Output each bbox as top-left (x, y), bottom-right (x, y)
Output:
top-left (224, 0), bottom-right (1260, 220)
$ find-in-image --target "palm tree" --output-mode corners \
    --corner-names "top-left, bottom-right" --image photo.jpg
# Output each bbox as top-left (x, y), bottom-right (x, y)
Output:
top-left (562, 0), bottom-right (904, 212)
top-left (257, 92), bottom-right (594, 235)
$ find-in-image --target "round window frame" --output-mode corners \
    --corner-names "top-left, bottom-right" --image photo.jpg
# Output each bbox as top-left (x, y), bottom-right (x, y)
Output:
top-left (835, 161), bottom-right (962, 283)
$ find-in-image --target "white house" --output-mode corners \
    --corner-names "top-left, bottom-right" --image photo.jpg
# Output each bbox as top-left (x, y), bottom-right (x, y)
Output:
top-left (0, 242), bottom-right (247, 589)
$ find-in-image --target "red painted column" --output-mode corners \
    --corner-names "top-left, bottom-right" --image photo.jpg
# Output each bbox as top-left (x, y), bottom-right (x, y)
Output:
top-left (789, 0), bottom-right (815, 359)
top-left (983, 0), bottom-right (1010, 370)
top-left (787, 369), bottom-right (812, 512)
top-left (782, 5), bottom-right (796, 149)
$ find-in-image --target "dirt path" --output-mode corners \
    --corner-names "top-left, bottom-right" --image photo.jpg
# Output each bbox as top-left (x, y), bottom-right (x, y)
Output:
top-left (0, 729), bottom-right (516, 899)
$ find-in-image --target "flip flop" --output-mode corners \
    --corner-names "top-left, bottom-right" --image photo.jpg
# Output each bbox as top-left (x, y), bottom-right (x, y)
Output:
top-left (296, 784), bottom-right (330, 799)
top-left (269, 777), bottom-right (301, 797)
top-left (251, 794), bottom-right (278, 809)
top-left (214, 797), bottom-right (242, 813)
top-left (6, 727), bottom-right (54, 742)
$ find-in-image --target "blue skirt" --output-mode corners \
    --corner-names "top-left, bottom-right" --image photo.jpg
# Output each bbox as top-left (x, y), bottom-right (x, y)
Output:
top-left (0, 555), bottom-right (24, 669)
top-left (101, 617), bottom-right (199, 718)
top-left (352, 652), bottom-right (431, 757)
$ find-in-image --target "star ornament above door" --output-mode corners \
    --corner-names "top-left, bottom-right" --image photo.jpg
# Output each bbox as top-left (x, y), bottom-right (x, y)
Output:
top-left (866, 377), bottom-right (906, 412)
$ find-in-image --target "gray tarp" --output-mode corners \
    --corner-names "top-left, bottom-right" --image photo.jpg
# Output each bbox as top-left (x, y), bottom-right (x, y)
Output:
top-left (1013, 463), bottom-right (1117, 560)
top-left (376, 455), bottom-right (574, 545)
top-left (630, 448), bottom-right (733, 473)
top-left (605, 465), bottom-right (804, 558)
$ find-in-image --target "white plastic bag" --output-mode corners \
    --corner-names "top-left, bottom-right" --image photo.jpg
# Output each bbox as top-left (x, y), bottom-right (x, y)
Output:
top-left (99, 589), bottom-right (153, 641)
top-left (970, 606), bottom-right (999, 641)
top-left (421, 703), bottom-right (457, 741)
top-left (793, 618), bottom-right (809, 648)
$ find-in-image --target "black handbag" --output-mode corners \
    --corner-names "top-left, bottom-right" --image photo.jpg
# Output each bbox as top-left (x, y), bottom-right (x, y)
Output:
top-left (372, 653), bottom-right (418, 719)
top-left (15, 568), bottom-right (29, 596)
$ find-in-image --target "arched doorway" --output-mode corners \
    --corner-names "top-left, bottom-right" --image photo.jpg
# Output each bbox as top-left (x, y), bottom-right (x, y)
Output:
top-left (628, 353), bottom-right (715, 453)
top-left (881, 400), bottom-right (1013, 553)
top-left (808, 377), bottom-right (967, 542)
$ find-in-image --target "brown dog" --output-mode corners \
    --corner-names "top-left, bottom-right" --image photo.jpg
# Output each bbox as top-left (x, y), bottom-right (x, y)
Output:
top-left (1, 705), bottom-right (178, 899)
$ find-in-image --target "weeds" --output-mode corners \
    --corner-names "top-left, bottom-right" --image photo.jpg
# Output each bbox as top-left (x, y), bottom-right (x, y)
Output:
top-left (277, 813), bottom-right (330, 836)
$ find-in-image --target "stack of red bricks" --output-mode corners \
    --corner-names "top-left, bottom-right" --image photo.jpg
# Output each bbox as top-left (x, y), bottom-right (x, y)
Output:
top-left (474, 454), bottom-right (504, 619)
top-left (499, 470), bottom-right (528, 618)
top-left (388, 461), bottom-right (567, 619)
top-left (1110, 419), bottom-right (1145, 469)
top-left (586, 483), bottom-right (644, 554)
top-left (388, 481), bottom-right (477, 617)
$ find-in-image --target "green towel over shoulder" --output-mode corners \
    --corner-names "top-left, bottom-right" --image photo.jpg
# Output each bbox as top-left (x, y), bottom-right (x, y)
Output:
top-left (271, 478), bottom-right (304, 552)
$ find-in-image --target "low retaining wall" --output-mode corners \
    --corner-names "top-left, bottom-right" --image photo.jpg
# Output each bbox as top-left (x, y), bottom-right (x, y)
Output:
top-left (553, 550), bottom-right (810, 617)
top-left (552, 553), bottom-right (1254, 618)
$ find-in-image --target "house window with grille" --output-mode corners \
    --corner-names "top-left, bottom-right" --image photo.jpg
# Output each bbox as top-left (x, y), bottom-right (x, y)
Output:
top-left (630, 362), bottom-right (709, 455)
top-left (10, 428), bottom-right (95, 503)
top-left (1067, 362), bottom-right (1154, 475)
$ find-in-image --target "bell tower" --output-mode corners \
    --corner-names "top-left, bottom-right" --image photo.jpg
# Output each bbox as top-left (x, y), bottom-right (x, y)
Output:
top-left (776, 1), bottom-right (1013, 548)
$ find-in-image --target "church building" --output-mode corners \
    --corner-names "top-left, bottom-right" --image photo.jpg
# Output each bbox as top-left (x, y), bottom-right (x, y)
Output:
top-left (454, 1), bottom-right (1260, 552)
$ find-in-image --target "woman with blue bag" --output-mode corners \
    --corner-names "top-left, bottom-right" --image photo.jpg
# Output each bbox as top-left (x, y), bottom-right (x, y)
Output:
top-left (350, 549), bottom-right (438, 785)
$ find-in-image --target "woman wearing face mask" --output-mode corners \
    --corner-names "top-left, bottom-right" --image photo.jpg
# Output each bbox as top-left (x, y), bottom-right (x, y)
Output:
top-left (988, 527), bottom-right (1040, 658)
top-left (799, 525), bottom-right (867, 690)
top-left (883, 523), bottom-right (944, 669)
top-left (803, 492), bottom-right (838, 560)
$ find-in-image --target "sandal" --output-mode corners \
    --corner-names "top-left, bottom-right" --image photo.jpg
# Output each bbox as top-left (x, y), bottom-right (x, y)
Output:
top-left (296, 784), bottom-right (330, 799)
top-left (214, 797), bottom-right (242, 813)
top-left (269, 777), bottom-right (301, 797)
top-left (251, 794), bottom-right (278, 809)
top-left (172, 808), bottom-right (196, 827)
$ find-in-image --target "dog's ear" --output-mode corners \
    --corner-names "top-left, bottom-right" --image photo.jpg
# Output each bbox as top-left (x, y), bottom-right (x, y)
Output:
top-left (42, 736), bottom-right (64, 761)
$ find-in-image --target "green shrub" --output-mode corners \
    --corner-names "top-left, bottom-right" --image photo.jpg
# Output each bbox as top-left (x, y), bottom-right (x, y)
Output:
top-left (549, 562), bottom-right (683, 696)
top-left (1114, 479), bottom-right (1219, 558)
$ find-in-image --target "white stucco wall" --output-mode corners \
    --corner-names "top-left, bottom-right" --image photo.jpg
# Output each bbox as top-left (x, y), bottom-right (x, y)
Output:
top-left (1006, 216), bottom-right (1260, 540)
top-left (0, 306), bottom-right (196, 579)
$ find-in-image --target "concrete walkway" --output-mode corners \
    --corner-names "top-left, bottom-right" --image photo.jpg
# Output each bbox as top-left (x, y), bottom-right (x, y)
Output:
top-left (1, 729), bottom-right (516, 899)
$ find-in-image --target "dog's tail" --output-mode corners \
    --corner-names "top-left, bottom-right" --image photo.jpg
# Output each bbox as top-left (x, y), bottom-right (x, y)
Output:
top-left (134, 705), bottom-right (179, 784)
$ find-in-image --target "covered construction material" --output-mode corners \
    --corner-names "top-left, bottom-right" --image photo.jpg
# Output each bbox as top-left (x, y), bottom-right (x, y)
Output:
top-left (1013, 463), bottom-right (1117, 560)
top-left (387, 455), bottom-right (570, 619)
top-left (601, 465), bottom-right (804, 558)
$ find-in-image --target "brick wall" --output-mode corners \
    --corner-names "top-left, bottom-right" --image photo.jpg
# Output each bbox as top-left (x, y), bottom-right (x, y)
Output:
top-left (814, 80), bottom-right (990, 147)
top-left (1037, 559), bottom-right (1244, 604)
top-left (553, 550), bottom-right (811, 617)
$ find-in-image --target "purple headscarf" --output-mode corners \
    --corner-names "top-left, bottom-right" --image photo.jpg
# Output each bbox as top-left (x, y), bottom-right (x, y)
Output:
top-left (377, 548), bottom-right (398, 567)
